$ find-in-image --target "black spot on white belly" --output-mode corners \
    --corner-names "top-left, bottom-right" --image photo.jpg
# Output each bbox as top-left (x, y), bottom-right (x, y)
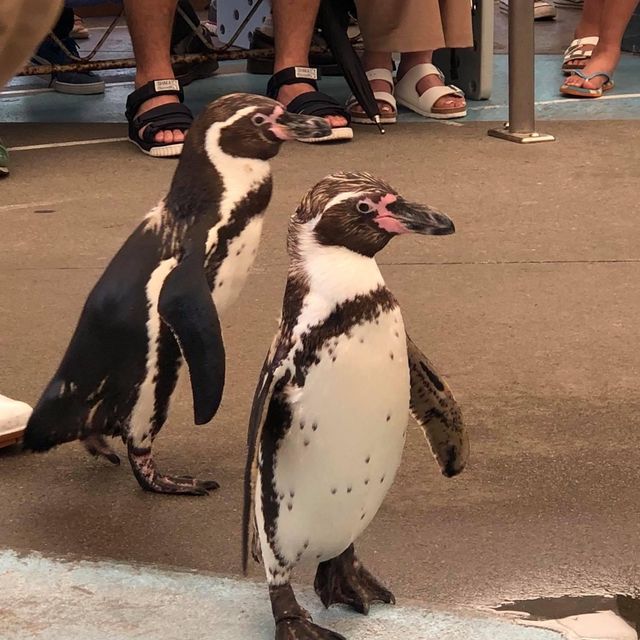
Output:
top-left (331, 488), bottom-right (337, 495)
top-left (312, 422), bottom-right (318, 431)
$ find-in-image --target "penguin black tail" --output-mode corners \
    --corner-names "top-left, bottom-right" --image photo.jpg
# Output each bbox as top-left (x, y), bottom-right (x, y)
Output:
top-left (23, 378), bottom-right (88, 452)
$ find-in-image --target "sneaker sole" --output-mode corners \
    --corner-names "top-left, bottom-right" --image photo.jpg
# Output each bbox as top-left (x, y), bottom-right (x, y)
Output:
top-left (52, 79), bottom-right (105, 95)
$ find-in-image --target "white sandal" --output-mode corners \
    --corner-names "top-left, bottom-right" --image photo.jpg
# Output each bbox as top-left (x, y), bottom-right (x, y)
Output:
top-left (562, 36), bottom-right (599, 75)
top-left (394, 63), bottom-right (466, 120)
top-left (346, 68), bottom-right (397, 125)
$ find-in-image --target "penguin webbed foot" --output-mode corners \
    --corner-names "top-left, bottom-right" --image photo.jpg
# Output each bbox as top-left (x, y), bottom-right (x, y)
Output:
top-left (127, 443), bottom-right (219, 496)
top-left (314, 545), bottom-right (395, 615)
top-left (270, 584), bottom-right (346, 640)
top-left (275, 618), bottom-right (347, 640)
top-left (83, 433), bottom-right (120, 465)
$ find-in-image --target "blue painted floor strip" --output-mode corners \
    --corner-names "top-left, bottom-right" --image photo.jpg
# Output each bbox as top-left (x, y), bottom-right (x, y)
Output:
top-left (0, 550), bottom-right (562, 640)
top-left (2, 54), bottom-right (640, 126)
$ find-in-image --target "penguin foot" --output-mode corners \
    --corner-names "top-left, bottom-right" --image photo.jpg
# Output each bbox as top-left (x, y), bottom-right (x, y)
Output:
top-left (275, 618), bottom-right (347, 640)
top-left (314, 544), bottom-right (395, 615)
top-left (83, 434), bottom-right (120, 465)
top-left (138, 472), bottom-right (219, 496)
top-left (270, 584), bottom-right (346, 640)
top-left (127, 443), bottom-right (219, 495)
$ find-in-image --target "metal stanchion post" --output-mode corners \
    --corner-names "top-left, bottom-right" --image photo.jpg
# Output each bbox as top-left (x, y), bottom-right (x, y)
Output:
top-left (488, 0), bottom-right (555, 143)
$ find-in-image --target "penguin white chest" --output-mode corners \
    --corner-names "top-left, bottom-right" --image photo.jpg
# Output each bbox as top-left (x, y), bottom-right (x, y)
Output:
top-left (270, 306), bottom-right (409, 563)
top-left (212, 216), bottom-right (264, 313)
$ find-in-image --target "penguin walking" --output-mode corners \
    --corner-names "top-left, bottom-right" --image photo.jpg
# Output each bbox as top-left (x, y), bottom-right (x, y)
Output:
top-left (243, 172), bottom-right (469, 639)
top-left (23, 93), bottom-right (330, 496)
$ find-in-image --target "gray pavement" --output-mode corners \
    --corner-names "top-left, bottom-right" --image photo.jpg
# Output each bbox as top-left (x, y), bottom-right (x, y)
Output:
top-left (1, 121), bottom-right (640, 624)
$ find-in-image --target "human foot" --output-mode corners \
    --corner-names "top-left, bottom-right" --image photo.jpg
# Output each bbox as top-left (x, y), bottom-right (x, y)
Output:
top-left (394, 63), bottom-right (466, 119)
top-left (125, 79), bottom-right (194, 157)
top-left (347, 68), bottom-right (397, 124)
top-left (396, 64), bottom-right (466, 112)
top-left (276, 82), bottom-right (348, 129)
top-left (561, 45), bottom-right (619, 93)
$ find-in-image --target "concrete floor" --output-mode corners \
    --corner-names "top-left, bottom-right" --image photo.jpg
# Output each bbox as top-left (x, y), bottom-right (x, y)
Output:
top-left (2, 119), bottom-right (640, 627)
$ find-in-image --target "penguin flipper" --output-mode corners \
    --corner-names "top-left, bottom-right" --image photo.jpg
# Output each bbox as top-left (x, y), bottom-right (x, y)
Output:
top-left (158, 241), bottom-right (225, 426)
top-left (406, 334), bottom-right (469, 477)
top-left (242, 333), bottom-right (290, 574)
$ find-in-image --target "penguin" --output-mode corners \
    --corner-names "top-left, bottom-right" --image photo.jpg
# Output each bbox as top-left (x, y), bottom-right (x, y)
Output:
top-left (242, 172), bottom-right (469, 640)
top-left (23, 93), bottom-right (330, 496)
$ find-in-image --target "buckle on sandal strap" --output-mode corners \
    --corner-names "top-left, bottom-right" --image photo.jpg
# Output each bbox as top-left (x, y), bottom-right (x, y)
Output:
top-left (294, 67), bottom-right (319, 81)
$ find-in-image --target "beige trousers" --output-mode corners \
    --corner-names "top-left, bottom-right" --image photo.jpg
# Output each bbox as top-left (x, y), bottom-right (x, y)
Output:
top-left (354, 0), bottom-right (473, 52)
top-left (0, 0), bottom-right (63, 89)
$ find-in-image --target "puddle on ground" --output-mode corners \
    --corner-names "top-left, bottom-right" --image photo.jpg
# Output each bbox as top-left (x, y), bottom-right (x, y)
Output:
top-left (493, 595), bottom-right (640, 634)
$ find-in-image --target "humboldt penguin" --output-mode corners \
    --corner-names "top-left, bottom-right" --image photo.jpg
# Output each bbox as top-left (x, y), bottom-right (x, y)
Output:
top-left (243, 172), bottom-right (468, 639)
top-left (23, 93), bottom-right (330, 495)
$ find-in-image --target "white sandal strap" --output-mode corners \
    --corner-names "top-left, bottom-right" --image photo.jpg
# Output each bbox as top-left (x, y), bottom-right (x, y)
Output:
top-left (346, 90), bottom-right (396, 112)
top-left (396, 63), bottom-right (444, 91)
top-left (365, 68), bottom-right (394, 85)
top-left (563, 36), bottom-right (599, 60)
top-left (416, 84), bottom-right (465, 112)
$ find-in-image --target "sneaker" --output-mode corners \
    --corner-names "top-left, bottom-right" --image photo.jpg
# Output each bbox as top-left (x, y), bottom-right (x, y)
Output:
top-left (32, 35), bottom-right (105, 95)
top-left (71, 13), bottom-right (90, 40)
top-left (499, 0), bottom-right (557, 20)
top-left (0, 140), bottom-right (8, 178)
top-left (171, 24), bottom-right (219, 87)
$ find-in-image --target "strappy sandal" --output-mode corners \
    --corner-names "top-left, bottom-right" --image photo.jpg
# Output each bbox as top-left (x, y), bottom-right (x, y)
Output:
top-left (125, 79), bottom-right (194, 158)
top-left (560, 70), bottom-right (614, 98)
top-left (346, 68), bottom-right (397, 125)
top-left (394, 63), bottom-right (466, 120)
top-left (267, 67), bottom-right (353, 143)
top-left (562, 36), bottom-right (599, 75)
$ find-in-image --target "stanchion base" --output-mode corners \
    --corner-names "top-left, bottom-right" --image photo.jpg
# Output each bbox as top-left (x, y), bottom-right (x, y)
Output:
top-left (488, 126), bottom-right (555, 144)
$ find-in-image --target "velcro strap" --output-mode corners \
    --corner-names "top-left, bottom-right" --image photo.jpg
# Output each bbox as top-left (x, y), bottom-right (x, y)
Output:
top-left (267, 66), bottom-right (320, 98)
top-left (125, 79), bottom-right (184, 119)
top-left (132, 104), bottom-right (193, 142)
top-left (286, 91), bottom-right (350, 122)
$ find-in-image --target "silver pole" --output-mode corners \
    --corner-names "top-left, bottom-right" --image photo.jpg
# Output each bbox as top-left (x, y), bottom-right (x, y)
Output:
top-left (488, 0), bottom-right (554, 144)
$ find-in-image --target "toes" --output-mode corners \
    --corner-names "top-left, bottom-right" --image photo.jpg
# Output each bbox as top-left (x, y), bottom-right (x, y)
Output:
top-left (154, 130), bottom-right (166, 144)
top-left (172, 129), bottom-right (185, 143)
top-left (325, 115), bottom-right (347, 128)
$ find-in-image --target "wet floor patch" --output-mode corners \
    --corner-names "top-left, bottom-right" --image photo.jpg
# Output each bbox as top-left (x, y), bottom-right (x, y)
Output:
top-left (493, 595), bottom-right (640, 639)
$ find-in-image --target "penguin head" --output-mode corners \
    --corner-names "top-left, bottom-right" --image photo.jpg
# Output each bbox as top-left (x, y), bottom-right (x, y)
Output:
top-left (190, 93), bottom-right (331, 160)
top-left (293, 172), bottom-right (455, 257)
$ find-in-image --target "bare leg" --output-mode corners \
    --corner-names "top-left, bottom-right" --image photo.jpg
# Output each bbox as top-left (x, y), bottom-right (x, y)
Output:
top-left (271, 0), bottom-right (347, 128)
top-left (127, 441), bottom-right (219, 496)
top-left (565, 0), bottom-right (638, 90)
top-left (314, 544), bottom-right (395, 615)
top-left (123, 0), bottom-right (185, 145)
top-left (269, 583), bottom-right (346, 640)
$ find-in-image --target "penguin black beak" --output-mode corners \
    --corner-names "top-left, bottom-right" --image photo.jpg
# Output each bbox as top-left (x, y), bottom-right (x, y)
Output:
top-left (272, 111), bottom-right (332, 141)
top-left (387, 199), bottom-right (455, 236)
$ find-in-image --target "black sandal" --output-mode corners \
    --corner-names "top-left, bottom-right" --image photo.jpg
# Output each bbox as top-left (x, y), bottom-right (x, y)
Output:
top-left (267, 67), bottom-right (353, 143)
top-left (125, 79), bottom-right (194, 157)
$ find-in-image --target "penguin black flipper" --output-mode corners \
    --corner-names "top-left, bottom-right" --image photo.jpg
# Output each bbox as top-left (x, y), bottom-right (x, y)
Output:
top-left (158, 239), bottom-right (225, 426)
top-left (242, 333), bottom-right (291, 574)
top-left (406, 334), bottom-right (469, 477)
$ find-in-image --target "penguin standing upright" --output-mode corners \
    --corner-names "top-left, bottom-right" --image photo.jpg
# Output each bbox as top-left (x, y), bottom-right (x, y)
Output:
top-left (243, 172), bottom-right (469, 640)
top-left (23, 93), bottom-right (330, 496)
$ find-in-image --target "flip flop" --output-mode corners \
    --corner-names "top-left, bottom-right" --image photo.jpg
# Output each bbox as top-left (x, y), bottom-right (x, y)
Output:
top-left (561, 36), bottom-right (599, 75)
top-left (560, 70), bottom-right (614, 98)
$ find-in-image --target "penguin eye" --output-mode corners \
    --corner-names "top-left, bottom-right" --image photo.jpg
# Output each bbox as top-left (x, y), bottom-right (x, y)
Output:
top-left (251, 113), bottom-right (268, 126)
top-left (356, 201), bottom-right (374, 214)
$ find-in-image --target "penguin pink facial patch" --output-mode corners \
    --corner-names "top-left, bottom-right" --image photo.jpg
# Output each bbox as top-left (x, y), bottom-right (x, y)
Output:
top-left (266, 106), bottom-right (292, 140)
top-left (372, 194), bottom-right (409, 234)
